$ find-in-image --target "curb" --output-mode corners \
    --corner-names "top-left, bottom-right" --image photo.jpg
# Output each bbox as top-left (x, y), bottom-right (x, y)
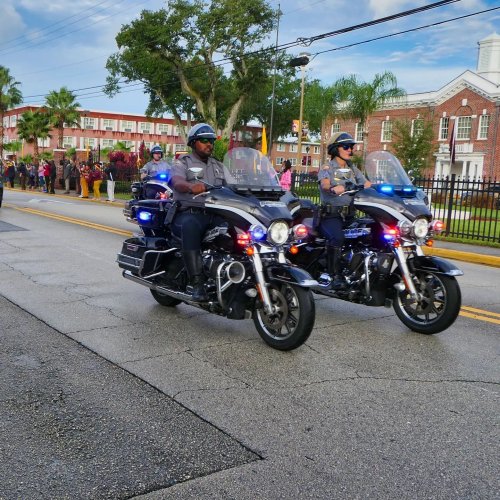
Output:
top-left (422, 246), bottom-right (500, 268)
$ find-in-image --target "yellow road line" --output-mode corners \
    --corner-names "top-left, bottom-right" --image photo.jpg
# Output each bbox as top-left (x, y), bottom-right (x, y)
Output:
top-left (11, 205), bottom-right (133, 237)
top-left (461, 305), bottom-right (500, 319)
top-left (459, 311), bottom-right (500, 325)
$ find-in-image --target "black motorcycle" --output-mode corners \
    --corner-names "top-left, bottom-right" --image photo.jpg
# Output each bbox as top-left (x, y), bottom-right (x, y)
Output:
top-left (287, 151), bottom-right (462, 335)
top-left (124, 172), bottom-right (173, 223)
top-left (117, 147), bottom-right (317, 350)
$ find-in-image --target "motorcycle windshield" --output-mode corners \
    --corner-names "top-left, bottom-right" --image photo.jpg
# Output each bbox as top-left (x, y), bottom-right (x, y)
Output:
top-left (364, 151), bottom-right (413, 187)
top-left (223, 148), bottom-right (280, 189)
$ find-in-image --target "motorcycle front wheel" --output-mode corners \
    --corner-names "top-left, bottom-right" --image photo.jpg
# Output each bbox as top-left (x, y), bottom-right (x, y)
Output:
top-left (253, 283), bottom-right (315, 351)
top-left (393, 271), bottom-right (461, 334)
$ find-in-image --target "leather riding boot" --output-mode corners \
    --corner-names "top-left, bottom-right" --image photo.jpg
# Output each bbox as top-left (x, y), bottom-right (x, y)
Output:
top-left (182, 250), bottom-right (208, 302)
top-left (327, 247), bottom-right (344, 290)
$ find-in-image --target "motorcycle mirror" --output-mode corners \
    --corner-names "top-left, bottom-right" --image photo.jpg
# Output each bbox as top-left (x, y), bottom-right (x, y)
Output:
top-left (189, 167), bottom-right (203, 178)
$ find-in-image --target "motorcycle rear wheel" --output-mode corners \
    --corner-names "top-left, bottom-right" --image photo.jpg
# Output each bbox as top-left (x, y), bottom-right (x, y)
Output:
top-left (253, 283), bottom-right (315, 351)
top-left (393, 271), bottom-right (461, 334)
top-left (150, 289), bottom-right (182, 307)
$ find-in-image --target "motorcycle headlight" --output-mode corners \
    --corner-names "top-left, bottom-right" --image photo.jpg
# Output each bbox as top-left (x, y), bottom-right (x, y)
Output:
top-left (413, 218), bottom-right (429, 239)
top-left (397, 220), bottom-right (412, 236)
top-left (267, 220), bottom-right (289, 245)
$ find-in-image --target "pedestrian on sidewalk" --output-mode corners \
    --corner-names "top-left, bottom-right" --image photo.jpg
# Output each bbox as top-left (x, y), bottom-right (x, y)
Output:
top-left (38, 163), bottom-right (46, 192)
top-left (79, 162), bottom-right (90, 198)
top-left (62, 159), bottom-right (72, 194)
top-left (48, 160), bottom-right (57, 194)
top-left (90, 163), bottom-right (103, 201)
top-left (104, 161), bottom-right (117, 202)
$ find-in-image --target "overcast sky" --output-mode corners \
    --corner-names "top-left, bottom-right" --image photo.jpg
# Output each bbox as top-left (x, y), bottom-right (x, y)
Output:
top-left (1, 0), bottom-right (499, 117)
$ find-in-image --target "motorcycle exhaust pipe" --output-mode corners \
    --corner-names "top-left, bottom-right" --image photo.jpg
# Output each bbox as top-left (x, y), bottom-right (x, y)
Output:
top-left (225, 261), bottom-right (246, 284)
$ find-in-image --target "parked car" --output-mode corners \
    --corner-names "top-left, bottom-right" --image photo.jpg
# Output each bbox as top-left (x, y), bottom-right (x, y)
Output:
top-left (458, 185), bottom-right (500, 209)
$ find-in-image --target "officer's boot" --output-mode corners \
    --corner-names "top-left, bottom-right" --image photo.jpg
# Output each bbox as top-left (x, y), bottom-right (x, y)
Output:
top-left (182, 250), bottom-right (208, 302)
top-left (327, 246), bottom-right (344, 290)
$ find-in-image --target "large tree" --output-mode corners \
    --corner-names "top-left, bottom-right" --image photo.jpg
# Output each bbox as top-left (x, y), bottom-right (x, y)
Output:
top-left (43, 87), bottom-right (81, 149)
top-left (0, 66), bottom-right (23, 159)
top-left (17, 110), bottom-right (51, 162)
top-left (333, 71), bottom-right (406, 158)
top-left (105, 0), bottom-right (278, 140)
top-left (391, 117), bottom-right (436, 177)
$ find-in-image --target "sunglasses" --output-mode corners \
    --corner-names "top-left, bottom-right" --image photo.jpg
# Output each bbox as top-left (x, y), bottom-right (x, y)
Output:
top-left (340, 144), bottom-right (355, 150)
top-left (197, 138), bottom-right (215, 144)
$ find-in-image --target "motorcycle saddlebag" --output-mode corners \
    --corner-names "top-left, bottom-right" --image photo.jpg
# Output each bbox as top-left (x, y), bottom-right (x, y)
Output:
top-left (117, 236), bottom-right (168, 273)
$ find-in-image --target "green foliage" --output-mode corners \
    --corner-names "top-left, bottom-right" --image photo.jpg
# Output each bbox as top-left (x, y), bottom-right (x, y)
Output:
top-left (114, 141), bottom-right (131, 152)
top-left (105, 0), bottom-right (278, 139)
top-left (19, 154), bottom-right (33, 164)
top-left (39, 151), bottom-right (53, 161)
top-left (391, 118), bottom-right (436, 176)
top-left (3, 140), bottom-right (22, 153)
top-left (43, 87), bottom-right (81, 148)
top-left (213, 137), bottom-right (229, 162)
top-left (66, 146), bottom-right (77, 161)
top-left (0, 66), bottom-right (23, 158)
top-left (17, 110), bottom-right (51, 161)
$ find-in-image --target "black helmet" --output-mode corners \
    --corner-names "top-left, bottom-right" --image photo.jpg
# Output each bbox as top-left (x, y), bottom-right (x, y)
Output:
top-left (150, 145), bottom-right (163, 157)
top-left (187, 123), bottom-right (217, 147)
top-left (327, 131), bottom-right (356, 157)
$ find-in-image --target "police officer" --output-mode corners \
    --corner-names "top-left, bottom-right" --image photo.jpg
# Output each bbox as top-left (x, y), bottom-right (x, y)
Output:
top-left (140, 145), bottom-right (171, 199)
top-left (169, 123), bottom-right (232, 302)
top-left (318, 132), bottom-right (371, 289)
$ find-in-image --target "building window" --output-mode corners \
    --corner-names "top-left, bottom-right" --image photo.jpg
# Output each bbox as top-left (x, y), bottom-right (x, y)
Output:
top-left (301, 145), bottom-right (310, 154)
top-left (158, 123), bottom-right (170, 135)
top-left (143, 141), bottom-right (154, 149)
top-left (313, 145), bottom-right (320, 154)
top-left (139, 122), bottom-right (152, 134)
top-left (412, 119), bottom-right (424, 137)
top-left (62, 136), bottom-right (74, 148)
top-left (174, 143), bottom-right (186, 152)
top-left (331, 123), bottom-right (340, 134)
top-left (456, 116), bottom-right (472, 140)
top-left (312, 158), bottom-right (319, 167)
top-left (289, 144), bottom-right (297, 153)
top-left (289, 158), bottom-right (297, 166)
top-left (355, 123), bottom-right (364, 142)
top-left (102, 139), bottom-right (115, 148)
top-left (172, 126), bottom-right (180, 137)
top-left (83, 117), bottom-right (96, 130)
top-left (121, 120), bottom-right (135, 133)
top-left (478, 115), bottom-right (490, 139)
top-left (276, 143), bottom-right (285, 152)
top-left (275, 157), bottom-right (283, 166)
top-left (10, 115), bottom-right (17, 127)
top-left (439, 117), bottom-right (449, 140)
top-left (381, 120), bottom-right (393, 142)
top-left (38, 137), bottom-right (50, 147)
top-left (83, 138), bottom-right (96, 148)
top-left (102, 119), bottom-right (115, 131)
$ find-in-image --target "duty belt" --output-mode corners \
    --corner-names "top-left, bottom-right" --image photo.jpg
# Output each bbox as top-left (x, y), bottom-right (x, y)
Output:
top-left (321, 204), bottom-right (354, 218)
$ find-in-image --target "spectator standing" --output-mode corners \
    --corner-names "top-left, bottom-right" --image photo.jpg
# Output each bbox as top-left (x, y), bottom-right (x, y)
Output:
top-left (48, 160), bottom-right (57, 194)
top-left (6, 161), bottom-right (15, 188)
top-left (279, 160), bottom-right (293, 191)
top-left (17, 162), bottom-right (28, 190)
top-left (38, 163), bottom-right (46, 192)
top-left (43, 161), bottom-right (51, 193)
top-left (72, 162), bottom-right (81, 195)
top-left (104, 161), bottom-right (117, 202)
top-left (62, 159), bottom-right (73, 194)
top-left (27, 163), bottom-right (36, 190)
top-left (79, 162), bottom-right (90, 198)
top-left (91, 163), bottom-right (103, 201)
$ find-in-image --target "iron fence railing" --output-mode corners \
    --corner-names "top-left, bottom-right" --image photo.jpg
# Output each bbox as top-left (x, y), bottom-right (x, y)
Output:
top-left (290, 172), bottom-right (499, 244)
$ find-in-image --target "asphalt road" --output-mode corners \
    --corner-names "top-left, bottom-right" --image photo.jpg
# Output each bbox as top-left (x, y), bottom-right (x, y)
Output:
top-left (0, 190), bottom-right (498, 499)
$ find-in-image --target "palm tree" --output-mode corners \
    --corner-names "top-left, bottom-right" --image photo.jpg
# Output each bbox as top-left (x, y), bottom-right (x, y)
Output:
top-left (0, 66), bottom-right (23, 158)
top-left (43, 87), bottom-right (80, 149)
top-left (17, 110), bottom-right (51, 162)
top-left (333, 71), bottom-right (406, 159)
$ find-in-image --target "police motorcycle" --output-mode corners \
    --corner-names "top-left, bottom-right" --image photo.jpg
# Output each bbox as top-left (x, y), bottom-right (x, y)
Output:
top-left (117, 147), bottom-right (317, 350)
top-left (287, 150), bottom-right (462, 335)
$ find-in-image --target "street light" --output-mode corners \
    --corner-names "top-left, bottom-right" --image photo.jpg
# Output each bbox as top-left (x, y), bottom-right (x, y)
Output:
top-left (289, 53), bottom-right (310, 172)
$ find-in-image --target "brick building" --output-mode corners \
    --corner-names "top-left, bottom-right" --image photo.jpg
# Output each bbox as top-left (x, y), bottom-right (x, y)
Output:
top-left (2, 106), bottom-right (262, 161)
top-left (271, 33), bottom-right (500, 178)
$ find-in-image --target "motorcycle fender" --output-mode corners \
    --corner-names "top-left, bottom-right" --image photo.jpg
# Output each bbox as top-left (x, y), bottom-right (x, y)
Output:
top-left (267, 264), bottom-right (318, 288)
top-left (412, 256), bottom-right (464, 276)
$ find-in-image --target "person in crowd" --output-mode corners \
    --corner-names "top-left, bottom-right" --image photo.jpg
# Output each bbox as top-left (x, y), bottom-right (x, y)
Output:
top-left (79, 162), bottom-right (90, 198)
top-left (90, 162), bottom-right (103, 201)
top-left (6, 161), bottom-right (16, 188)
top-left (72, 161), bottom-right (81, 195)
top-left (169, 123), bottom-right (232, 302)
top-left (17, 162), bottom-right (27, 190)
top-left (279, 159), bottom-right (293, 191)
top-left (38, 163), bottom-right (46, 192)
top-left (104, 160), bottom-right (117, 202)
top-left (317, 132), bottom-right (371, 289)
top-left (62, 159), bottom-right (73, 194)
top-left (140, 145), bottom-right (171, 199)
top-left (48, 160), bottom-right (57, 194)
top-left (43, 161), bottom-right (51, 193)
top-left (27, 163), bottom-right (36, 190)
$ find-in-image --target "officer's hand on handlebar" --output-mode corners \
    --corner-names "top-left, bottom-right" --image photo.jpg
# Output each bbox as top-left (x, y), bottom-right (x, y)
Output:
top-left (190, 183), bottom-right (206, 195)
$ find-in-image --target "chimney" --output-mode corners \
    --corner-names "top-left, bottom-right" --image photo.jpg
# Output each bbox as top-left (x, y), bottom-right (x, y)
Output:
top-left (477, 33), bottom-right (500, 84)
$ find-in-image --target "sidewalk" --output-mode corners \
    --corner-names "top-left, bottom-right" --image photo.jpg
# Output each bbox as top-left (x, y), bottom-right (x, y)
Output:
top-left (5, 186), bottom-right (500, 268)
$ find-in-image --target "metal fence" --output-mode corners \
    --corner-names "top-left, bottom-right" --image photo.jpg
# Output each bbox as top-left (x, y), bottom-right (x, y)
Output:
top-left (291, 172), bottom-right (500, 244)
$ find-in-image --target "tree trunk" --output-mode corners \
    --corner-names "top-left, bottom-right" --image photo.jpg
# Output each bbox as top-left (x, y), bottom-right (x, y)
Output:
top-left (222, 94), bottom-right (246, 140)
